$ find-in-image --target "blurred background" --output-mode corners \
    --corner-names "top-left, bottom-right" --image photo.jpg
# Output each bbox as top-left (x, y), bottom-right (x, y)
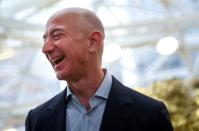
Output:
top-left (0, 0), bottom-right (199, 131)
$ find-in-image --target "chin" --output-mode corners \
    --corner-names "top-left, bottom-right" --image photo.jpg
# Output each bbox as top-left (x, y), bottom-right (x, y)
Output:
top-left (56, 76), bottom-right (63, 80)
top-left (56, 72), bottom-right (70, 81)
top-left (56, 73), bottom-right (65, 80)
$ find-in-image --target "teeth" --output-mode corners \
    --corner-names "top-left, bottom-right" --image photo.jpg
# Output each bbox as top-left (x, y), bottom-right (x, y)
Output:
top-left (52, 56), bottom-right (63, 63)
top-left (51, 56), bottom-right (64, 65)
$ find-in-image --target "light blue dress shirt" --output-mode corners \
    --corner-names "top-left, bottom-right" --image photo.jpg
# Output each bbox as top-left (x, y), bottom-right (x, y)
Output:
top-left (66, 71), bottom-right (112, 131)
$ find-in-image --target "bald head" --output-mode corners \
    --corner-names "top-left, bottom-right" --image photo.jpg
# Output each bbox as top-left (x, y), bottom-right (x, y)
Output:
top-left (47, 7), bottom-right (105, 39)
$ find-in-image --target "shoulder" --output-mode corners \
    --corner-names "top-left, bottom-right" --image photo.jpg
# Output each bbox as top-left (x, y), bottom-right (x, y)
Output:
top-left (111, 76), bottom-right (165, 111)
top-left (111, 77), bottom-right (173, 130)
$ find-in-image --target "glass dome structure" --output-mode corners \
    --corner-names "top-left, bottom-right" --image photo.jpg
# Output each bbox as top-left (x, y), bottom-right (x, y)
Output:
top-left (0, 0), bottom-right (199, 130)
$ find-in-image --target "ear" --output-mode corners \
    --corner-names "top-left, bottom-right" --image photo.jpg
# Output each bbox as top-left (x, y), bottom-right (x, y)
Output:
top-left (88, 31), bottom-right (103, 52)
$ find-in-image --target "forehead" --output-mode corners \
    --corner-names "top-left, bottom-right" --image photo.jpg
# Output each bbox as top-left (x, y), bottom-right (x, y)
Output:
top-left (44, 13), bottom-right (79, 34)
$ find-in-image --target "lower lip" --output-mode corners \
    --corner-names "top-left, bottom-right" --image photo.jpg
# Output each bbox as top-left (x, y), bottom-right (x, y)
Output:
top-left (54, 59), bottom-right (64, 71)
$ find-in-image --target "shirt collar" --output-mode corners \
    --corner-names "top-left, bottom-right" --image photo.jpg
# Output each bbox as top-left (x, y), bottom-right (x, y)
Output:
top-left (95, 70), bottom-right (112, 99)
top-left (66, 69), bottom-right (112, 100)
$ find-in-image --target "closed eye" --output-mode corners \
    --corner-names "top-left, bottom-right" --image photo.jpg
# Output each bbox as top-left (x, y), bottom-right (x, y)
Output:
top-left (53, 34), bottom-right (62, 40)
top-left (53, 32), bottom-right (67, 40)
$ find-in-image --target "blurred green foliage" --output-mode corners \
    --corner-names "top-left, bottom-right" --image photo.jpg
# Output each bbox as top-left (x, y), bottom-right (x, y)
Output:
top-left (135, 78), bottom-right (199, 131)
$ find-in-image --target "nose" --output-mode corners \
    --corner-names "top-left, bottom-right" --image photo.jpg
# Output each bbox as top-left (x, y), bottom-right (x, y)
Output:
top-left (42, 38), bottom-right (55, 54)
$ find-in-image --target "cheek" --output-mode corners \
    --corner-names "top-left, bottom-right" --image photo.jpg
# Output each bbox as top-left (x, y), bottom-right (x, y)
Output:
top-left (74, 46), bottom-right (89, 62)
top-left (60, 39), bottom-right (89, 63)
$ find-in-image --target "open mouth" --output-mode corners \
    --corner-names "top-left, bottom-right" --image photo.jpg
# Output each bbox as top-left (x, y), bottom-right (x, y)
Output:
top-left (52, 56), bottom-right (64, 65)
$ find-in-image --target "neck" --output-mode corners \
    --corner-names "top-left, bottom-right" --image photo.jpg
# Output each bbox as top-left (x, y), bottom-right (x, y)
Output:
top-left (67, 68), bottom-right (104, 108)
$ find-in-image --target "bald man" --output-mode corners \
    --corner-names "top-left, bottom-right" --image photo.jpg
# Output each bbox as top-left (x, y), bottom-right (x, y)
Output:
top-left (25, 8), bottom-right (173, 131)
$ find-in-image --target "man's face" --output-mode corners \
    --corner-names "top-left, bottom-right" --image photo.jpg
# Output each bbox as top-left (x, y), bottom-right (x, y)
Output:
top-left (42, 16), bottom-right (90, 81)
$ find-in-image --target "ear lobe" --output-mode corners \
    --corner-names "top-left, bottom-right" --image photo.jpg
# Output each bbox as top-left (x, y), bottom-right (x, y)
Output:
top-left (88, 31), bottom-right (102, 52)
